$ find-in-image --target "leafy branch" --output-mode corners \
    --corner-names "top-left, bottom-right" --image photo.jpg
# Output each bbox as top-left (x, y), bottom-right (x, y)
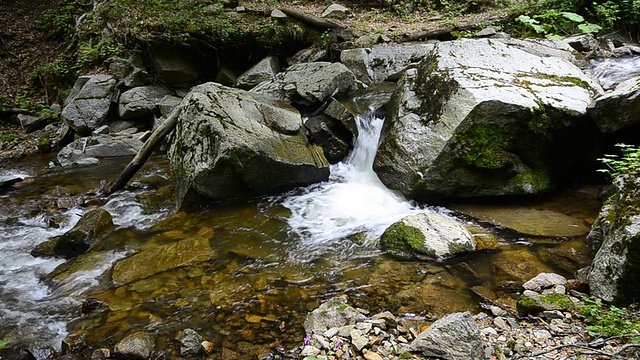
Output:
top-left (598, 144), bottom-right (640, 178)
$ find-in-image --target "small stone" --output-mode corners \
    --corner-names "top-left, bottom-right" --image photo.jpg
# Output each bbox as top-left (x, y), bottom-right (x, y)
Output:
top-left (397, 335), bottom-right (408, 343)
top-left (324, 328), bottom-right (339, 338)
top-left (91, 349), bottom-right (110, 360)
top-left (93, 125), bottom-right (110, 135)
top-left (300, 345), bottom-right (321, 357)
top-left (312, 334), bottom-right (332, 350)
top-left (497, 335), bottom-right (507, 342)
top-left (555, 285), bottom-right (566, 294)
top-left (505, 318), bottom-right (519, 330)
top-left (493, 317), bottom-right (510, 330)
top-left (490, 306), bottom-right (508, 317)
top-left (356, 322), bottom-right (373, 333)
top-left (321, 4), bottom-right (349, 19)
top-left (113, 331), bottom-right (155, 360)
top-left (338, 325), bottom-right (355, 337)
top-left (177, 328), bottom-right (204, 356)
top-left (350, 328), bottom-right (369, 351)
top-left (482, 327), bottom-right (498, 336)
top-left (363, 351), bottom-right (384, 360)
top-left (533, 329), bottom-right (552, 341)
top-left (270, 9), bottom-right (286, 18)
top-left (543, 310), bottom-right (564, 320)
top-left (475, 27), bottom-right (497, 37)
top-left (201, 341), bottom-right (214, 355)
top-left (523, 273), bottom-right (567, 292)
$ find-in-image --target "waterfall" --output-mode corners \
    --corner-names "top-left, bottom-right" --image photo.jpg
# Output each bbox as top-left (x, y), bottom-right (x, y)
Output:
top-left (281, 111), bottom-right (422, 263)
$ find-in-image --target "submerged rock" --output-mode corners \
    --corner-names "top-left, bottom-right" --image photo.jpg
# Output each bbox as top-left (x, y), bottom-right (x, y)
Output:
top-left (113, 331), bottom-right (155, 359)
top-left (380, 212), bottom-right (475, 260)
top-left (374, 38), bottom-right (601, 201)
top-left (168, 82), bottom-right (329, 207)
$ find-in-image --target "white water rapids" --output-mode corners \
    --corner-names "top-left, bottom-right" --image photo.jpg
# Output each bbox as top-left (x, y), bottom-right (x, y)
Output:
top-left (282, 111), bottom-right (424, 263)
top-left (586, 56), bottom-right (640, 89)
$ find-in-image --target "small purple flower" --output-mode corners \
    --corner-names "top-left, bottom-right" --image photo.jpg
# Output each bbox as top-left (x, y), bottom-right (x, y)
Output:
top-left (303, 334), bottom-right (311, 346)
top-left (334, 338), bottom-right (341, 351)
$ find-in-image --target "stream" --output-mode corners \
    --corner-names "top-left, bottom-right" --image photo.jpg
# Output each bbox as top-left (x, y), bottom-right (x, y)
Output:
top-left (2, 55), bottom-right (637, 358)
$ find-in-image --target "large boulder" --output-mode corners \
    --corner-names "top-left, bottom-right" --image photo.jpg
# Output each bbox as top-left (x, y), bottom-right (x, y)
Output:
top-left (304, 297), bottom-right (366, 333)
top-left (340, 43), bottom-right (434, 84)
top-left (31, 208), bottom-right (114, 259)
top-left (380, 212), bottom-right (475, 260)
top-left (587, 174), bottom-right (640, 305)
top-left (587, 76), bottom-right (640, 133)
top-left (401, 312), bottom-right (483, 360)
top-left (374, 39), bottom-right (602, 201)
top-left (57, 132), bottom-right (147, 167)
top-left (108, 52), bottom-right (153, 87)
top-left (151, 48), bottom-right (198, 86)
top-left (168, 82), bottom-right (330, 207)
top-left (61, 74), bottom-right (117, 135)
top-left (251, 62), bottom-right (357, 106)
top-left (117, 85), bottom-right (172, 120)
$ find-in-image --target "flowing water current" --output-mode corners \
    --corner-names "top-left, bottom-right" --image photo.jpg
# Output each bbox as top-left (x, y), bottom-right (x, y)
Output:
top-left (0, 96), bottom-right (608, 358)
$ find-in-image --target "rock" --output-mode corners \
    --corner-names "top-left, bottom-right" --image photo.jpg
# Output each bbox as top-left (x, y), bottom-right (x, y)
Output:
top-left (251, 62), bottom-right (356, 106)
top-left (304, 297), bottom-right (366, 333)
top-left (538, 246), bottom-right (593, 273)
top-left (340, 44), bottom-right (433, 84)
top-left (176, 328), bottom-right (204, 356)
top-left (380, 212), bottom-right (475, 260)
top-left (287, 46), bottom-right (328, 65)
top-left (108, 52), bottom-right (153, 87)
top-left (402, 312), bottom-right (483, 360)
top-left (588, 76), bottom-right (640, 133)
top-left (322, 4), bottom-right (349, 19)
top-left (516, 293), bottom-right (574, 316)
top-left (118, 85), bottom-right (171, 120)
top-left (91, 349), bottom-right (110, 360)
top-left (112, 233), bottom-right (216, 286)
top-left (588, 174), bottom-right (640, 305)
top-left (235, 56), bottom-right (280, 90)
top-left (61, 74), bottom-right (117, 135)
top-left (522, 273), bottom-right (567, 292)
top-left (31, 208), bottom-right (114, 259)
top-left (215, 66), bottom-right (237, 87)
top-left (374, 39), bottom-right (601, 201)
top-left (350, 328), bottom-right (368, 351)
top-left (56, 133), bottom-right (145, 167)
top-left (0, 175), bottom-right (23, 192)
top-left (93, 125), bottom-right (110, 135)
top-left (157, 95), bottom-right (182, 118)
top-left (151, 48), bottom-right (199, 86)
top-left (18, 114), bottom-right (47, 133)
top-left (56, 124), bottom-right (75, 148)
top-left (270, 9), bottom-right (286, 19)
top-left (201, 341), bottom-right (214, 355)
top-left (475, 27), bottom-right (497, 37)
top-left (363, 351), bottom-right (384, 360)
top-left (113, 331), bottom-right (155, 360)
top-left (491, 249), bottom-right (554, 284)
top-left (501, 38), bottom-right (579, 63)
top-left (304, 114), bottom-right (351, 163)
top-left (168, 82), bottom-right (329, 207)
top-left (563, 34), bottom-right (599, 53)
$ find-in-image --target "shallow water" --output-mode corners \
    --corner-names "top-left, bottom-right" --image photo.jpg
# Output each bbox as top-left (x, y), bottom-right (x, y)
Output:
top-left (585, 56), bottom-right (640, 90)
top-left (0, 116), bottom-right (601, 359)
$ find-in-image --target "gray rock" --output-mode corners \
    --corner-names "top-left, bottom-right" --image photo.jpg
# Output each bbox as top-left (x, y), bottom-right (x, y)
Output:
top-left (588, 76), bottom-right (640, 133)
top-left (118, 85), bottom-right (172, 120)
top-left (93, 125), bottom-right (110, 135)
top-left (151, 48), bottom-right (198, 86)
top-left (235, 56), bottom-right (280, 90)
top-left (564, 34), bottom-right (600, 53)
top-left (588, 174), bottom-right (640, 305)
top-left (340, 44), bottom-right (434, 84)
top-left (113, 331), bottom-right (155, 360)
top-left (91, 349), bottom-right (110, 360)
top-left (251, 62), bottom-right (356, 106)
top-left (304, 114), bottom-right (351, 163)
top-left (61, 74), bottom-right (116, 135)
top-left (109, 120), bottom-right (138, 134)
top-left (522, 273), bottom-right (567, 292)
top-left (402, 312), bottom-right (483, 360)
top-left (475, 27), bottom-right (497, 37)
top-left (215, 66), bottom-right (237, 87)
top-left (350, 328), bottom-right (368, 351)
top-left (177, 328), bottom-right (204, 356)
top-left (500, 38), bottom-right (579, 63)
top-left (380, 212), bottom-right (475, 260)
top-left (157, 95), bottom-right (183, 118)
top-left (57, 133), bottom-right (145, 167)
top-left (300, 345), bottom-right (320, 357)
top-left (109, 52), bottom-right (153, 87)
top-left (304, 298), bottom-right (366, 333)
top-left (270, 9), bottom-right (286, 18)
top-left (374, 39), bottom-right (601, 201)
top-left (287, 47), bottom-right (328, 65)
top-left (168, 82), bottom-right (329, 207)
top-left (19, 114), bottom-right (47, 133)
top-left (322, 4), bottom-right (349, 19)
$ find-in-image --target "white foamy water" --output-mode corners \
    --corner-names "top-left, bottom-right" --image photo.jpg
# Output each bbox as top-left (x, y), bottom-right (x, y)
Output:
top-left (586, 56), bottom-right (640, 90)
top-left (103, 191), bottom-right (172, 229)
top-left (282, 112), bottom-right (423, 262)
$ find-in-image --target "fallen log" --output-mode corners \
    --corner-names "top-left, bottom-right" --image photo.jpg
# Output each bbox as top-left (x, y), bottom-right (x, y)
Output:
top-left (280, 7), bottom-right (345, 30)
top-left (103, 108), bottom-right (181, 196)
top-left (399, 16), bottom-right (513, 42)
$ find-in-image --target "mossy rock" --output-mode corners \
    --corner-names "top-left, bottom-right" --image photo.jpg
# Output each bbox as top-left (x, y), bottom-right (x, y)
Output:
top-left (380, 221), bottom-right (431, 259)
top-left (31, 208), bottom-right (114, 259)
top-left (517, 293), bottom-right (574, 316)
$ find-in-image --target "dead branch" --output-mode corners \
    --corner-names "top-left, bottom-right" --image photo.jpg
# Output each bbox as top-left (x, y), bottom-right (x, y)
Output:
top-left (103, 107), bottom-right (181, 196)
top-left (279, 7), bottom-right (345, 30)
top-left (399, 16), bottom-right (513, 42)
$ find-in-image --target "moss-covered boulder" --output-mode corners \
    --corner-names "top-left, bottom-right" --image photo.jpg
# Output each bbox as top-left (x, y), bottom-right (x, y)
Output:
top-left (380, 212), bottom-right (475, 260)
top-left (32, 208), bottom-right (114, 259)
top-left (517, 293), bottom-right (574, 316)
top-left (587, 174), bottom-right (640, 305)
top-left (373, 38), bottom-right (602, 201)
top-left (168, 82), bottom-right (330, 208)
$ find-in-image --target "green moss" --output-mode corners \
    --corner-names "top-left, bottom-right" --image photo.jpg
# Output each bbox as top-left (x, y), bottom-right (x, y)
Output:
top-left (540, 293), bottom-right (574, 309)
top-left (457, 123), bottom-right (515, 169)
top-left (380, 221), bottom-right (432, 259)
top-left (527, 102), bottom-right (550, 135)
top-left (415, 55), bottom-right (459, 125)
top-left (448, 240), bottom-right (473, 254)
top-left (513, 168), bottom-right (552, 194)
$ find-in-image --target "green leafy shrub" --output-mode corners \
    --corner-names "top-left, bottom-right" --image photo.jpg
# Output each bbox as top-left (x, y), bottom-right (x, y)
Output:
top-left (598, 143), bottom-right (640, 178)
top-left (515, 10), bottom-right (602, 38)
top-left (578, 297), bottom-right (640, 337)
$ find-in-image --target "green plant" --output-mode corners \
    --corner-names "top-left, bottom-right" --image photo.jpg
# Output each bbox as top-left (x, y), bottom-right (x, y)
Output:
top-left (598, 143), bottom-right (640, 178)
top-left (515, 10), bottom-right (602, 38)
top-left (0, 339), bottom-right (9, 349)
top-left (578, 298), bottom-right (640, 337)
top-left (592, 1), bottom-right (621, 27)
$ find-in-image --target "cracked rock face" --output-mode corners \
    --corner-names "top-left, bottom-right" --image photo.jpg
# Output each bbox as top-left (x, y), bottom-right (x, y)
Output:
top-left (373, 38), bottom-right (602, 201)
top-left (61, 74), bottom-right (117, 136)
top-left (168, 82), bottom-right (330, 208)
